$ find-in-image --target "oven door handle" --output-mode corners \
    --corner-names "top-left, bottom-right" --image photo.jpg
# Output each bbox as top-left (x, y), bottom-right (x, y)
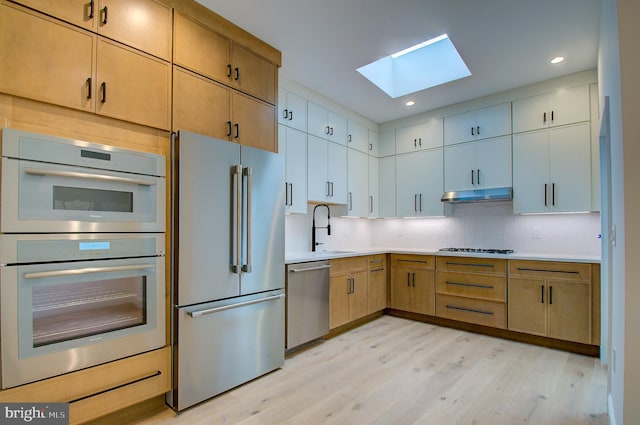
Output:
top-left (24, 168), bottom-right (156, 186)
top-left (23, 264), bottom-right (155, 279)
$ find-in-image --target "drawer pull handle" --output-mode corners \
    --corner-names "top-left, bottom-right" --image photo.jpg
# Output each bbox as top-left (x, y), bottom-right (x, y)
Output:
top-left (446, 262), bottom-right (494, 268)
top-left (445, 305), bottom-right (494, 316)
top-left (397, 259), bottom-right (428, 264)
top-left (370, 268), bottom-right (385, 272)
top-left (445, 281), bottom-right (494, 289)
top-left (517, 267), bottom-right (580, 274)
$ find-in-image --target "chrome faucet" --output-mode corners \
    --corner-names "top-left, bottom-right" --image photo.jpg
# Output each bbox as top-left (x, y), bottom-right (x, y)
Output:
top-left (312, 204), bottom-right (331, 252)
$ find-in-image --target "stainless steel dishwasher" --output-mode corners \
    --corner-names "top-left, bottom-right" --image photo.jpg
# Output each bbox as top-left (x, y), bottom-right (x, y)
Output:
top-left (286, 260), bottom-right (330, 351)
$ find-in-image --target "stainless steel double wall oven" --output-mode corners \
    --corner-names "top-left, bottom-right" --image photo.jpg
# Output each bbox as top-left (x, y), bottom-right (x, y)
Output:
top-left (0, 128), bottom-right (166, 389)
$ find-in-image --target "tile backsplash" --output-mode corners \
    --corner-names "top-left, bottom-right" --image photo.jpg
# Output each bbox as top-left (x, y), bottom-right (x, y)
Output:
top-left (286, 202), bottom-right (601, 257)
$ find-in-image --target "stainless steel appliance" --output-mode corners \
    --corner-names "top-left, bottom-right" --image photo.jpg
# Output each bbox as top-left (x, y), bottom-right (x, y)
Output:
top-left (286, 261), bottom-right (330, 351)
top-left (1, 128), bottom-right (166, 233)
top-left (0, 233), bottom-right (165, 389)
top-left (168, 131), bottom-right (285, 411)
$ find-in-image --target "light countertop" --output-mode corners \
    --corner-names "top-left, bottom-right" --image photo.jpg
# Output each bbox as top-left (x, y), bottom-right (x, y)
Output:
top-left (285, 248), bottom-right (601, 264)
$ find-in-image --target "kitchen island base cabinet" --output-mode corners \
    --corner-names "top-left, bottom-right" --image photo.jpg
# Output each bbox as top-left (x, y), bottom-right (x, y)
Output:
top-left (367, 254), bottom-right (387, 314)
top-left (508, 260), bottom-right (593, 345)
top-left (389, 254), bottom-right (435, 315)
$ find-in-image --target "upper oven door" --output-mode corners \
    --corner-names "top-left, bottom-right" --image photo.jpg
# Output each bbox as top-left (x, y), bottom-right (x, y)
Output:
top-left (1, 157), bottom-right (165, 233)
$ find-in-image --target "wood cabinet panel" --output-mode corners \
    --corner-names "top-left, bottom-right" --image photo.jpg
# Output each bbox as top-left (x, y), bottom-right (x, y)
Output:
top-left (436, 294), bottom-right (506, 328)
top-left (231, 91), bottom-right (276, 151)
top-left (12, 0), bottom-right (97, 30)
top-left (172, 66), bottom-right (230, 139)
top-left (173, 10), bottom-right (230, 83)
top-left (389, 267), bottom-right (434, 315)
top-left (329, 259), bottom-right (368, 329)
top-left (329, 274), bottom-right (350, 329)
top-left (508, 260), bottom-right (591, 281)
top-left (0, 2), bottom-right (95, 112)
top-left (436, 256), bottom-right (506, 274)
top-left (97, 0), bottom-right (172, 61)
top-left (232, 43), bottom-right (276, 104)
top-left (96, 37), bottom-right (170, 129)
top-left (367, 263), bottom-right (386, 314)
top-left (331, 256), bottom-right (367, 275)
top-left (391, 254), bottom-right (435, 269)
top-left (546, 279), bottom-right (591, 343)
top-left (436, 271), bottom-right (506, 302)
top-left (507, 277), bottom-right (547, 336)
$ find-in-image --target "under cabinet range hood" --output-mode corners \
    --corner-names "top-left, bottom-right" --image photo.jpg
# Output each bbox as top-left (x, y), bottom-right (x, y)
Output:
top-left (440, 187), bottom-right (512, 203)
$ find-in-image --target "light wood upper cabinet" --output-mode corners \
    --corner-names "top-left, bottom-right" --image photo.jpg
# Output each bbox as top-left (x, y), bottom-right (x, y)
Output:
top-left (96, 37), bottom-right (170, 129)
top-left (0, 2), bottom-right (96, 112)
top-left (12, 0), bottom-right (97, 30)
top-left (13, 0), bottom-right (172, 60)
top-left (173, 10), bottom-right (276, 105)
top-left (173, 66), bottom-right (230, 140)
top-left (512, 85), bottom-right (590, 133)
top-left (231, 91), bottom-right (276, 151)
top-left (97, 0), bottom-right (171, 61)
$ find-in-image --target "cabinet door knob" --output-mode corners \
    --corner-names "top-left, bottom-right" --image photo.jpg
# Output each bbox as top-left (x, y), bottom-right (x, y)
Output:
top-left (282, 108), bottom-right (288, 119)
top-left (234, 123), bottom-right (240, 139)
top-left (476, 169), bottom-right (480, 185)
top-left (288, 110), bottom-right (293, 121)
top-left (226, 121), bottom-right (232, 137)
top-left (541, 285), bottom-right (545, 303)
top-left (86, 77), bottom-right (92, 100)
top-left (544, 183), bottom-right (548, 206)
top-left (471, 127), bottom-right (475, 136)
top-left (101, 5), bottom-right (108, 25)
top-left (88, 0), bottom-right (95, 19)
top-left (100, 82), bottom-right (106, 103)
top-left (227, 64), bottom-right (233, 79)
top-left (543, 112), bottom-right (547, 124)
top-left (234, 67), bottom-right (240, 81)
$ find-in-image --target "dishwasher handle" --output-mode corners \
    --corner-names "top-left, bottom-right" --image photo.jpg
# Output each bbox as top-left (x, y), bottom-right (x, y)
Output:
top-left (188, 294), bottom-right (285, 318)
top-left (289, 264), bottom-right (331, 273)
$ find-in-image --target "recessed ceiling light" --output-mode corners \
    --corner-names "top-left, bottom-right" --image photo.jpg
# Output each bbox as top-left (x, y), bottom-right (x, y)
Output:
top-left (550, 56), bottom-right (565, 64)
top-left (405, 100), bottom-right (416, 106)
top-left (356, 33), bottom-right (471, 98)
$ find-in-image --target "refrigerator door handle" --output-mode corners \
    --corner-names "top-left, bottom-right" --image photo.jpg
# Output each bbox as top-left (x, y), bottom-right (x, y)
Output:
top-left (242, 166), bottom-right (252, 273)
top-left (187, 293), bottom-right (285, 317)
top-left (231, 164), bottom-right (242, 273)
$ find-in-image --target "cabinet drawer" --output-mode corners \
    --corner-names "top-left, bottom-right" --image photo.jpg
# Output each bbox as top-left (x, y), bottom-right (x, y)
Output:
top-left (436, 271), bottom-right (506, 302)
top-left (436, 294), bottom-right (506, 328)
top-left (436, 256), bottom-right (506, 274)
top-left (368, 254), bottom-right (386, 270)
top-left (330, 256), bottom-right (367, 275)
top-left (391, 254), bottom-right (434, 270)
top-left (508, 260), bottom-right (591, 281)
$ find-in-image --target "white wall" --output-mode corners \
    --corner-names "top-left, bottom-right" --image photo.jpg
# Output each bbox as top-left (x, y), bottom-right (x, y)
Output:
top-left (286, 203), bottom-right (601, 257)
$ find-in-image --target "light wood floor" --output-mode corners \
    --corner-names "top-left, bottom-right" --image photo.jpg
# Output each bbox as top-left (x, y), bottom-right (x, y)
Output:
top-left (98, 316), bottom-right (608, 425)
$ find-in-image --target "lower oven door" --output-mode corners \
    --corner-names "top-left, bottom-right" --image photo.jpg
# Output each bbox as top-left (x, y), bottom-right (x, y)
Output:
top-left (0, 255), bottom-right (165, 389)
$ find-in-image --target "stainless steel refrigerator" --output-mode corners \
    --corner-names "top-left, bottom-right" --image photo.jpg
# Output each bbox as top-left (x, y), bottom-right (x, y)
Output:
top-left (168, 130), bottom-right (285, 411)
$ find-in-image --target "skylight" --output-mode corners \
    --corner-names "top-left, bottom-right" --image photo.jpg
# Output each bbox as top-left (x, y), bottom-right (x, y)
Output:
top-left (357, 34), bottom-right (471, 99)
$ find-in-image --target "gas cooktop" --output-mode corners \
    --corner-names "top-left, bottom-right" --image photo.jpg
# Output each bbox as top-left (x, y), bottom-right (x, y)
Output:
top-left (439, 248), bottom-right (515, 255)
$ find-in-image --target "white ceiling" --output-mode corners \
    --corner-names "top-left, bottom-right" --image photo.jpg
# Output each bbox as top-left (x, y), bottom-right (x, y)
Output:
top-left (196, 0), bottom-right (601, 124)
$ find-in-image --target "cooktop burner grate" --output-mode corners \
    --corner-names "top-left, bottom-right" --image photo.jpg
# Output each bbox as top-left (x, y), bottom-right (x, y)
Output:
top-left (439, 247), bottom-right (515, 254)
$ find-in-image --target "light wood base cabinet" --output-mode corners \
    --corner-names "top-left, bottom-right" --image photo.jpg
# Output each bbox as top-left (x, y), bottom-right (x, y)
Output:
top-left (0, 347), bottom-right (171, 425)
top-left (367, 254), bottom-right (387, 314)
top-left (508, 260), bottom-right (594, 344)
top-left (389, 254), bottom-right (435, 315)
top-left (329, 257), bottom-right (368, 329)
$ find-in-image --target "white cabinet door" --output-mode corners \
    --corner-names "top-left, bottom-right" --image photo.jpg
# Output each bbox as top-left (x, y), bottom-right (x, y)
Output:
top-left (444, 103), bottom-right (511, 145)
top-left (378, 129), bottom-right (396, 157)
top-left (307, 134), bottom-right (330, 202)
top-left (307, 135), bottom-right (347, 204)
top-left (512, 85), bottom-right (590, 133)
top-left (549, 123), bottom-right (591, 212)
top-left (327, 140), bottom-right (347, 204)
top-left (379, 156), bottom-right (396, 217)
top-left (368, 155), bottom-right (379, 217)
top-left (278, 88), bottom-right (307, 132)
top-left (396, 118), bottom-right (443, 154)
top-left (307, 101), bottom-right (347, 145)
top-left (368, 129), bottom-right (379, 157)
top-left (280, 125), bottom-right (307, 214)
top-left (347, 120), bottom-right (369, 153)
top-left (513, 129), bottom-right (550, 214)
top-left (512, 123), bottom-right (591, 213)
top-left (396, 149), bottom-right (443, 217)
top-left (444, 136), bottom-right (511, 192)
top-left (347, 148), bottom-right (369, 216)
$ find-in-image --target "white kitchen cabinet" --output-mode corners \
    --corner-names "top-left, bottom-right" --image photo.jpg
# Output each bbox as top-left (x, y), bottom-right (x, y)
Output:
top-left (396, 119), bottom-right (443, 154)
top-left (307, 135), bottom-right (347, 204)
top-left (368, 155), bottom-right (379, 217)
top-left (279, 125), bottom-right (307, 214)
top-left (378, 129), bottom-right (396, 157)
top-left (444, 136), bottom-right (512, 192)
top-left (444, 103), bottom-right (511, 146)
top-left (307, 101), bottom-right (348, 145)
top-left (513, 122), bottom-right (591, 213)
top-left (512, 85), bottom-right (590, 134)
top-left (347, 148), bottom-right (369, 216)
top-left (396, 149), bottom-right (444, 217)
top-left (368, 129), bottom-right (379, 157)
top-left (278, 88), bottom-right (307, 132)
top-left (347, 120), bottom-right (369, 153)
top-left (379, 156), bottom-right (396, 217)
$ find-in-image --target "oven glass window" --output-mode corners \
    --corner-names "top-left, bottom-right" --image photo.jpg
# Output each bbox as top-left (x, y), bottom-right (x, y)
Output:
top-left (52, 186), bottom-right (134, 212)
top-left (31, 277), bottom-right (147, 347)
